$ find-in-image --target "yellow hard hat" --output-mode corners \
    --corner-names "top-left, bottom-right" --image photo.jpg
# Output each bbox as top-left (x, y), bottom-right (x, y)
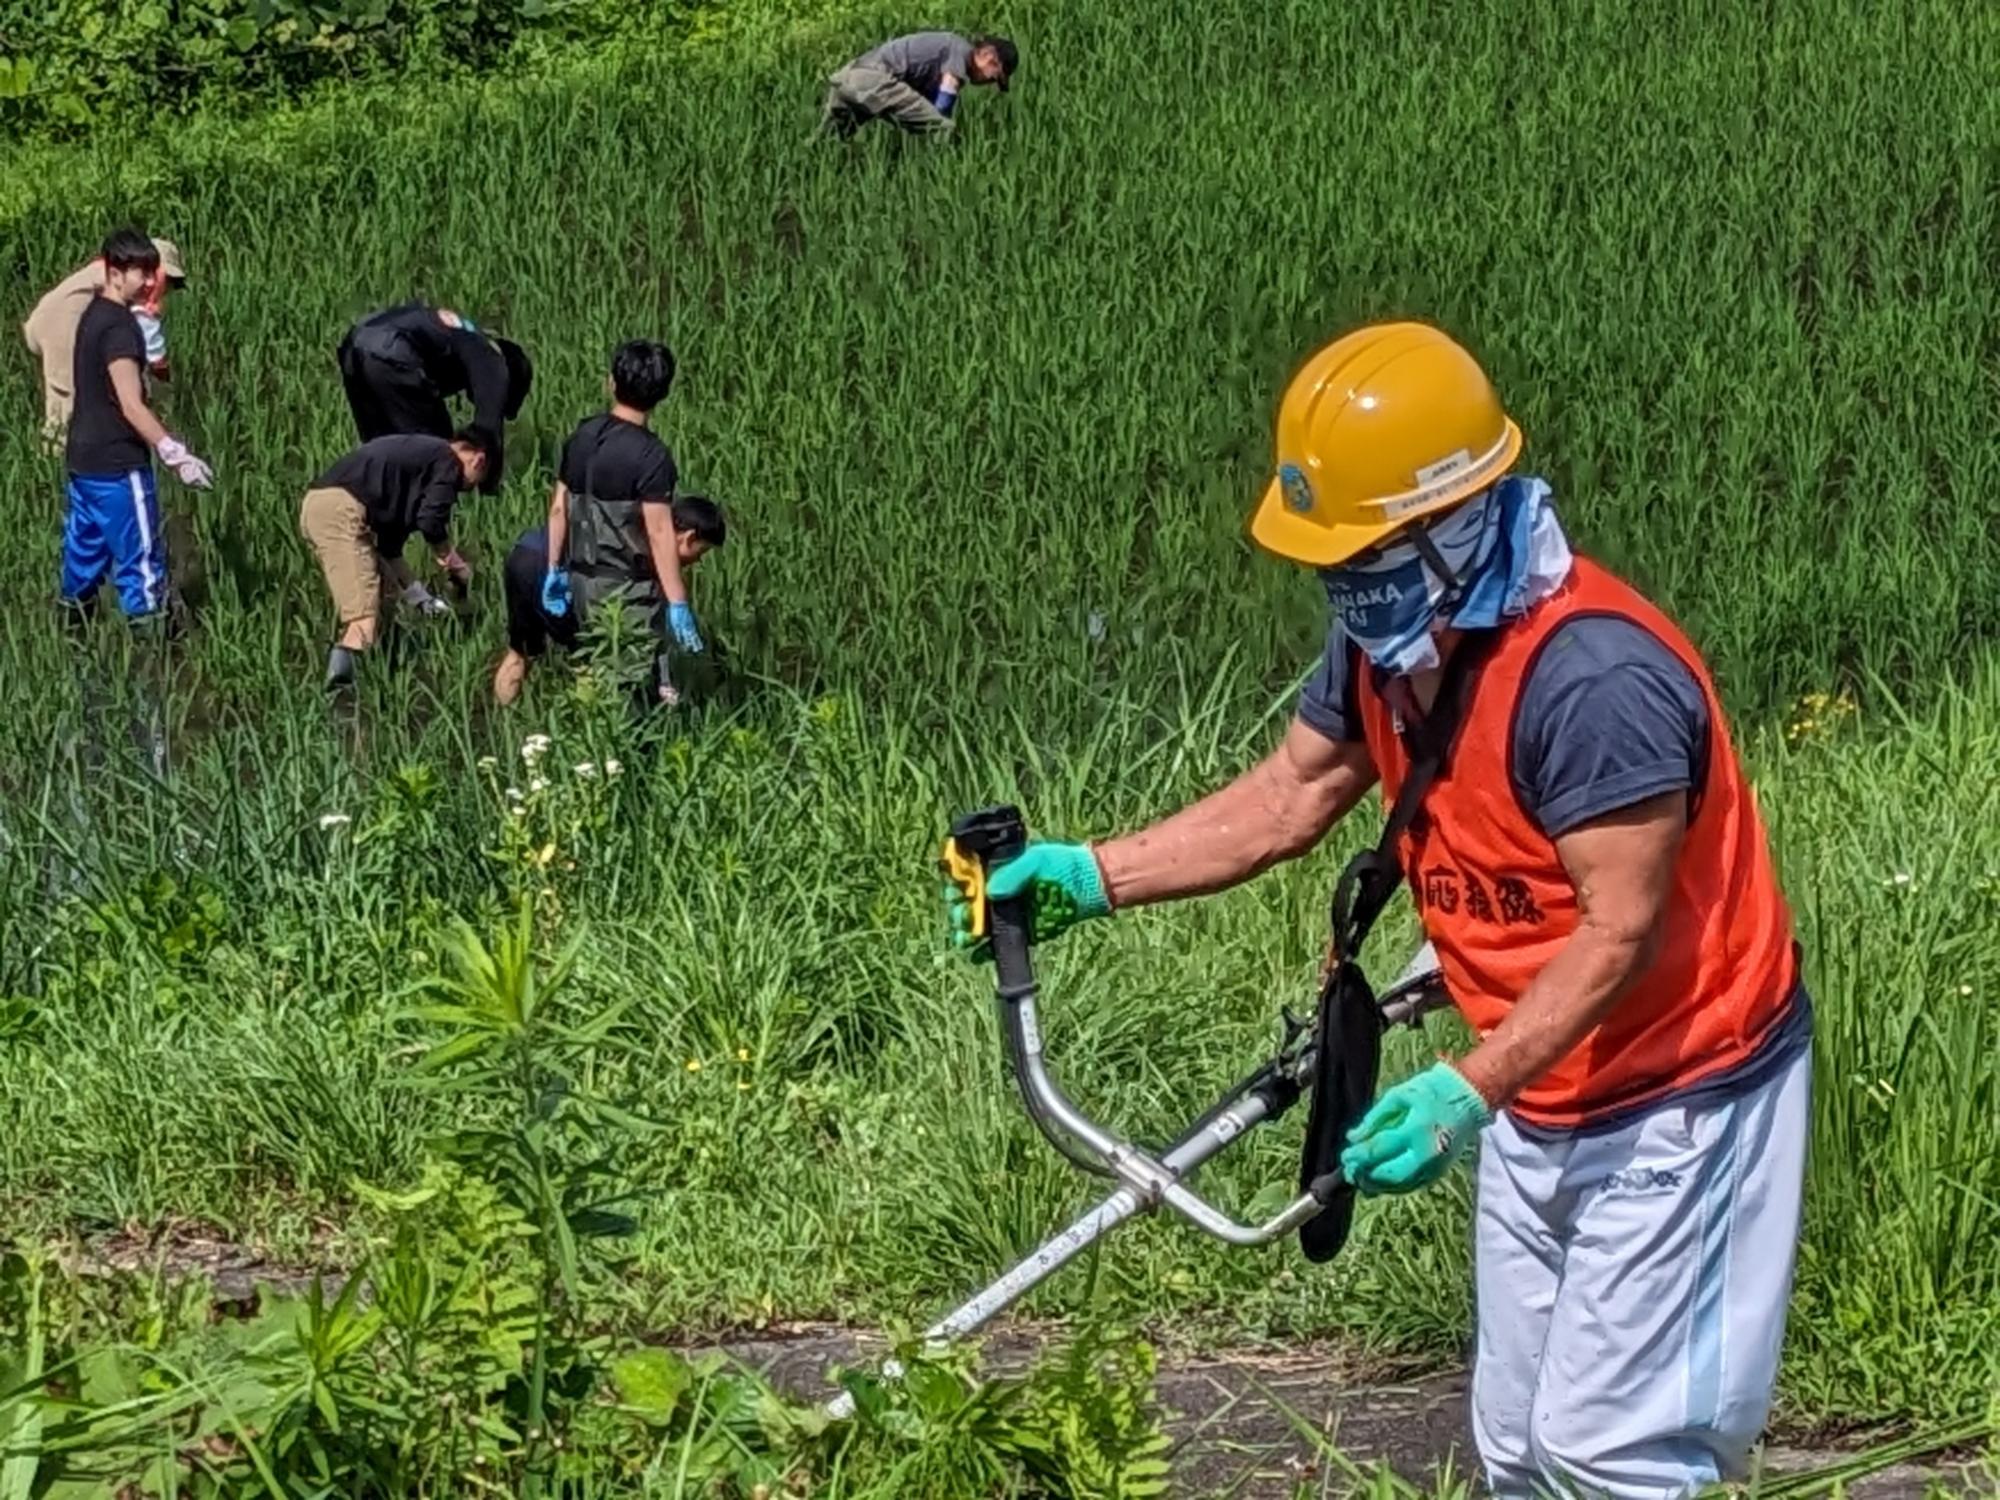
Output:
top-left (1249, 322), bottom-right (1522, 567)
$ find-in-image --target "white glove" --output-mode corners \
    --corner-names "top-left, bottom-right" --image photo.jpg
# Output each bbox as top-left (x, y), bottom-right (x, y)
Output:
top-left (134, 309), bottom-right (167, 365)
top-left (401, 582), bottom-right (451, 618)
top-left (155, 435), bottom-right (213, 490)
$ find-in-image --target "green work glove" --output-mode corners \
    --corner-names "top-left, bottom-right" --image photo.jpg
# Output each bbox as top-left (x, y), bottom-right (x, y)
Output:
top-left (1339, 1061), bottom-right (1492, 1196)
top-left (943, 840), bottom-right (1112, 955)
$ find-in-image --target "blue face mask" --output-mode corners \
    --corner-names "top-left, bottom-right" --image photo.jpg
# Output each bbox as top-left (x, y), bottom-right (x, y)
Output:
top-left (1321, 553), bottom-right (1453, 676)
top-left (1320, 478), bottom-right (1573, 676)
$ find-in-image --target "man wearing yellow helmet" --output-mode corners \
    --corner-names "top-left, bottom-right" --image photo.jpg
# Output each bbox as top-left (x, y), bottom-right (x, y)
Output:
top-left (945, 323), bottom-right (1811, 1499)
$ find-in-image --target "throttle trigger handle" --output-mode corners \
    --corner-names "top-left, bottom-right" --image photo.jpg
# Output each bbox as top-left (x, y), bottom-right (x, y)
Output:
top-left (943, 804), bottom-right (1030, 944)
top-left (940, 838), bottom-right (990, 940)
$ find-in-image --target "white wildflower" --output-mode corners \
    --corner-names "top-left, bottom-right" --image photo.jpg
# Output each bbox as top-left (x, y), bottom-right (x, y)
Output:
top-left (1891, 871), bottom-right (1912, 887)
top-left (476, 755), bottom-right (497, 773)
top-left (318, 812), bottom-right (351, 830)
top-left (574, 762), bottom-right (598, 778)
top-left (505, 785), bottom-right (525, 803)
top-left (521, 734), bottom-right (553, 763)
top-left (528, 776), bottom-right (549, 794)
top-left (604, 758), bottom-right (624, 777)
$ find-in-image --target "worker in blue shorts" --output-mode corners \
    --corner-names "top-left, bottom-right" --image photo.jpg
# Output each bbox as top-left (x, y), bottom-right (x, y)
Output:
top-left (59, 229), bottom-right (215, 634)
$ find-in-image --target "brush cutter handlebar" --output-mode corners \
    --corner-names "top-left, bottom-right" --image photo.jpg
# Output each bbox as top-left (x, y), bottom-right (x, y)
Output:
top-left (944, 805), bottom-right (1453, 1248)
top-left (825, 847), bottom-right (1448, 1421)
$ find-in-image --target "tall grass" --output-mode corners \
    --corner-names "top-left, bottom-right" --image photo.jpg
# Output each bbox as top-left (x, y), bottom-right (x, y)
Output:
top-left (0, 0), bottom-right (1995, 1435)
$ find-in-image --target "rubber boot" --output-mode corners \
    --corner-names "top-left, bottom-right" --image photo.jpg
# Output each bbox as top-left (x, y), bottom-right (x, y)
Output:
top-left (326, 643), bottom-right (358, 689)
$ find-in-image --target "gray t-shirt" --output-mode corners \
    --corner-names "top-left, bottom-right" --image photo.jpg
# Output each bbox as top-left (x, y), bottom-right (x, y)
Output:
top-left (1295, 615), bottom-right (1712, 837)
top-left (854, 31), bottom-right (974, 100)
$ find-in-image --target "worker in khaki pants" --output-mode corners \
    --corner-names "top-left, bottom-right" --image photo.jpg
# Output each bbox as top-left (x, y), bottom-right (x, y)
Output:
top-left (24, 237), bottom-right (185, 444)
top-left (299, 430), bottom-right (488, 688)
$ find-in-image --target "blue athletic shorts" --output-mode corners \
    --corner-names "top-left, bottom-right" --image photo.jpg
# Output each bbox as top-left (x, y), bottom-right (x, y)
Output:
top-left (62, 469), bottom-right (167, 617)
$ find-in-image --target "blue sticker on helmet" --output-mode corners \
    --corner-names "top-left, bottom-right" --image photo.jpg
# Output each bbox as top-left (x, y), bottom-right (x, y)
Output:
top-left (1280, 462), bottom-right (1313, 514)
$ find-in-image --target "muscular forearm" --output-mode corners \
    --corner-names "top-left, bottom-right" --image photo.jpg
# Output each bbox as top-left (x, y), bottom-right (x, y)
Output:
top-left (1456, 791), bottom-right (1686, 1109)
top-left (1455, 924), bottom-right (1657, 1108)
top-left (1094, 738), bottom-right (1374, 909)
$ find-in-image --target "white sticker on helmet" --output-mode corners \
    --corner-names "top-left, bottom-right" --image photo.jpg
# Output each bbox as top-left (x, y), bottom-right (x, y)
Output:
top-left (1414, 449), bottom-right (1474, 486)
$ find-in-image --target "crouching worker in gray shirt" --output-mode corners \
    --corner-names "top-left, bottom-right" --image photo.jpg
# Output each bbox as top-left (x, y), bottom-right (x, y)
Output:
top-left (823, 31), bottom-right (1017, 138)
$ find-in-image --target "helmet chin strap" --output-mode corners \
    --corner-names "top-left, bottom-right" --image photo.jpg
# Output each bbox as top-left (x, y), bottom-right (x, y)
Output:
top-left (1405, 522), bottom-right (1468, 617)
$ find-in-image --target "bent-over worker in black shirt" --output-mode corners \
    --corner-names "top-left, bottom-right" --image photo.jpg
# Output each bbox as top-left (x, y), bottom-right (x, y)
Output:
top-left (298, 430), bottom-right (490, 687)
top-left (336, 302), bottom-right (532, 492)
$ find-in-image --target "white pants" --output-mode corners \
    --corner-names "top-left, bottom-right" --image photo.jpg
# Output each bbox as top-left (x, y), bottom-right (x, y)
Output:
top-left (1472, 1044), bottom-right (1811, 1500)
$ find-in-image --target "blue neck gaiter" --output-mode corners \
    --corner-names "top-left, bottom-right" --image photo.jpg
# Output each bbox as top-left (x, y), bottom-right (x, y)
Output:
top-left (1319, 477), bottom-right (1573, 675)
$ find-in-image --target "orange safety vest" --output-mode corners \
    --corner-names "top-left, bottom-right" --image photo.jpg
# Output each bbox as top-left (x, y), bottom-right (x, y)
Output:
top-left (1354, 557), bottom-right (1797, 1127)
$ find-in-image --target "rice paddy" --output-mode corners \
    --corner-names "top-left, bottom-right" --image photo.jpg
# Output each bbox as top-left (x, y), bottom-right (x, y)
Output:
top-left (1, 0), bottom-right (1997, 1489)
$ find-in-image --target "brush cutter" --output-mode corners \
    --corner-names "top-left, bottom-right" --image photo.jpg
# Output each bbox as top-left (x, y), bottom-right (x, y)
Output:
top-left (823, 803), bottom-right (1449, 1418)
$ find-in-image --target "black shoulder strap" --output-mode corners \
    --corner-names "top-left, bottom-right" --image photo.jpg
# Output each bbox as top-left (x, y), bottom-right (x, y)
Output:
top-left (1329, 632), bottom-right (1496, 960)
top-left (1296, 634), bottom-right (1496, 1266)
top-left (560, 419), bottom-right (613, 571)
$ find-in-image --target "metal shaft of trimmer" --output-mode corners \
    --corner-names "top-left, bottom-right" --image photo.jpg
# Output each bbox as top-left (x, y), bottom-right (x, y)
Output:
top-left (820, 944), bottom-right (1444, 1418)
top-left (824, 808), bottom-right (1445, 1418)
top-left (823, 1050), bottom-right (1289, 1420)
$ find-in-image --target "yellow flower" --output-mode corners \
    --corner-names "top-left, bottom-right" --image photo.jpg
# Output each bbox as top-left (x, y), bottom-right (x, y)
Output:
top-left (685, 1058), bottom-right (702, 1073)
top-left (735, 1047), bottom-right (751, 1063)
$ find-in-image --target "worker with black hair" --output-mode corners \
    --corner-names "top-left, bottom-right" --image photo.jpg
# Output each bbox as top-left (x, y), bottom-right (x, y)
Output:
top-left (25, 233), bottom-right (186, 444)
top-left (299, 429), bottom-right (492, 688)
top-left (492, 338), bottom-right (724, 705)
top-left (335, 302), bottom-right (532, 492)
top-left (58, 229), bottom-right (214, 631)
top-left (496, 495), bottom-right (725, 706)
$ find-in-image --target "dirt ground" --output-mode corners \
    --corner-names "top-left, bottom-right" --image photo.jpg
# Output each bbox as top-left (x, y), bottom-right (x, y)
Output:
top-left (54, 1226), bottom-right (1998, 1497)
top-left (696, 1325), bottom-right (1997, 1500)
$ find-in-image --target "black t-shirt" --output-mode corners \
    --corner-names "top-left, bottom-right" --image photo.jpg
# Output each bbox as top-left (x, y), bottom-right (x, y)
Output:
top-left (350, 303), bottom-right (512, 432)
top-left (559, 414), bottom-right (676, 503)
top-left (314, 434), bottom-right (465, 554)
top-left (67, 296), bottom-right (149, 476)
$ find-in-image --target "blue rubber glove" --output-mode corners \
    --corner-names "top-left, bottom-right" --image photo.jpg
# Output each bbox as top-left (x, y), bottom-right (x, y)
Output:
top-left (944, 841), bottom-right (1111, 956)
top-left (1340, 1062), bottom-right (1492, 1195)
top-left (540, 568), bottom-right (572, 618)
top-left (667, 600), bottom-right (704, 654)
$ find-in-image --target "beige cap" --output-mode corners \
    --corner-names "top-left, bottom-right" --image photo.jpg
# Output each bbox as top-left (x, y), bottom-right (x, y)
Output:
top-left (151, 238), bottom-right (185, 281)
